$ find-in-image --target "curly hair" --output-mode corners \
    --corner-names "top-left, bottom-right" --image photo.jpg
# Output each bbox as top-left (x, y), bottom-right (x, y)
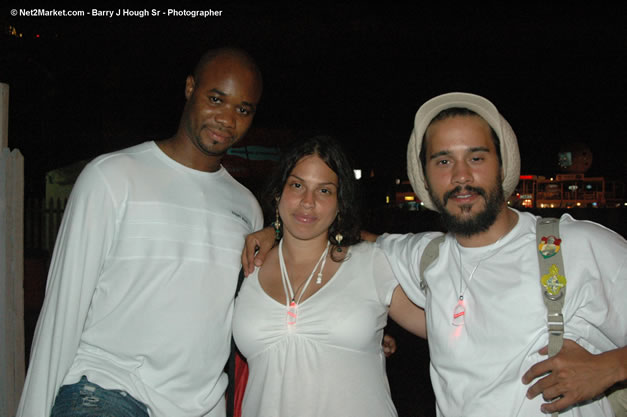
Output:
top-left (263, 134), bottom-right (361, 259)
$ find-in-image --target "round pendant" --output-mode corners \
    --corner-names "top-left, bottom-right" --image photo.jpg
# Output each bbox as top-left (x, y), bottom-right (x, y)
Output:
top-left (452, 300), bottom-right (465, 326)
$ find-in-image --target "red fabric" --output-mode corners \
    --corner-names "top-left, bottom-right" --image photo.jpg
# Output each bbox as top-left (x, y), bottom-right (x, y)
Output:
top-left (233, 352), bottom-right (249, 417)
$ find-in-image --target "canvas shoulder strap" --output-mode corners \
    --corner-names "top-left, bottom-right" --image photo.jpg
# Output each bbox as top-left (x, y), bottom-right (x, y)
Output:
top-left (536, 217), bottom-right (568, 417)
top-left (536, 217), bottom-right (626, 417)
top-left (536, 217), bottom-right (567, 358)
top-left (419, 235), bottom-right (445, 294)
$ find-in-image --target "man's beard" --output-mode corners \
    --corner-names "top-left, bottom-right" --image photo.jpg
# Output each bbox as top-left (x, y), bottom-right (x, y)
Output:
top-left (430, 175), bottom-right (505, 237)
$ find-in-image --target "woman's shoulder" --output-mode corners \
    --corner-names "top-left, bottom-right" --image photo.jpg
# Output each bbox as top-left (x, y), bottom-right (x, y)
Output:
top-left (348, 240), bottom-right (380, 258)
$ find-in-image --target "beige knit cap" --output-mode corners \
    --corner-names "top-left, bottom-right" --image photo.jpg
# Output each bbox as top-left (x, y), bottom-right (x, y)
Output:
top-left (407, 92), bottom-right (521, 212)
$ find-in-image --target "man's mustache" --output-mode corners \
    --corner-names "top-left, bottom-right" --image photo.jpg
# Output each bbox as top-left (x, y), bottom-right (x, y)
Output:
top-left (443, 185), bottom-right (487, 205)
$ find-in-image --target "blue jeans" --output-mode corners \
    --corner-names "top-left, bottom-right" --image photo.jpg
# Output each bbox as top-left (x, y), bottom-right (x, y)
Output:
top-left (51, 376), bottom-right (149, 417)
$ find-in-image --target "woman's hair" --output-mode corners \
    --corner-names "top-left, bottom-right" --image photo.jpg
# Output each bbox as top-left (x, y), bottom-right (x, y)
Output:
top-left (263, 134), bottom-right (361, 258)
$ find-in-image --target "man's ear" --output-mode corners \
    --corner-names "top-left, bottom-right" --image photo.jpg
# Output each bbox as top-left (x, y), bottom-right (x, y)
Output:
top-left (184, 75), bottom-right (195, 100)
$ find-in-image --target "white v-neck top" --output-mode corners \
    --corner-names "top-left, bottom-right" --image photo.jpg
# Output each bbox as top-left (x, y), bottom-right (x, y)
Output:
top-left (232, 242), bottom-right (399, 417)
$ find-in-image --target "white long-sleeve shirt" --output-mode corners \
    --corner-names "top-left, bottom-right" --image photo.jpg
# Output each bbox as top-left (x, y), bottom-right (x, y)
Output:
top-left (17, 141), bottom-right (263, 417)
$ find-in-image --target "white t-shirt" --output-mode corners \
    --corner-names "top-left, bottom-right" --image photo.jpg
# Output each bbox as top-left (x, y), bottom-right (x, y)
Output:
top-left (378, 209), bottom-right (626, 417)
top-left (232, 242), bottom-right (399, 417)
top-left (17, 141), bottom-right (263, 417)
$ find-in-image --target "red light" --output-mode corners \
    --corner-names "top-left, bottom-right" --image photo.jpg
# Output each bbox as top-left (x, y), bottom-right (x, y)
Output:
top-left (520, 175), bottom-right (534, 180)
top-left (35, 34), bottom-right (40, 38)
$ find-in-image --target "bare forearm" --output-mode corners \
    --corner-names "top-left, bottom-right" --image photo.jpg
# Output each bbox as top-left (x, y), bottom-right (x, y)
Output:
top-left (388, 286), bottom-right (427, 339)
top-left (600, 346), bottom-right (627, 386)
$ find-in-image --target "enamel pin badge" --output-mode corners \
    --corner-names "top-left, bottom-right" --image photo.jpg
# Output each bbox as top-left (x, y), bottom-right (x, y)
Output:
top-left (538, 235), bottom-right (561, 259)
top-left (541, 264), bottom-right (567, 298)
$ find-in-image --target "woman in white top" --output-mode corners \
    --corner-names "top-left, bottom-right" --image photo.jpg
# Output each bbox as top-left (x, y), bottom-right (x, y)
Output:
top-left (232, 135), bottom-right (426, 417)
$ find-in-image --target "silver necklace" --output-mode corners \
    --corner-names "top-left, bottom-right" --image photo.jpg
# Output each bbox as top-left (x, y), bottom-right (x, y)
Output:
top-left (279, 239), bottom-right (330, 327)
top-left (452, 236), bottom-right (507, 326)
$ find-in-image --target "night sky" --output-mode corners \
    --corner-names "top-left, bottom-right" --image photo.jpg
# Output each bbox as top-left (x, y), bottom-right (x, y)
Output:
top-left (2, 3), bottom-right (627, 194)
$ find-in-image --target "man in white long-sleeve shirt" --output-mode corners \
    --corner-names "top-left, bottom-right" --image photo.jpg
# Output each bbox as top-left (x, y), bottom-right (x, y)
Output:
top-left (17, 47), bottom-right (264, 417)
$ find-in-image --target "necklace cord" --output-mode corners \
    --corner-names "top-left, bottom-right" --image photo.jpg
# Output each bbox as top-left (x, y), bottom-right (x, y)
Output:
top-left (279, 239), bottom-right (330, 306)
top-left (456, 234), bottom-right (509, 299)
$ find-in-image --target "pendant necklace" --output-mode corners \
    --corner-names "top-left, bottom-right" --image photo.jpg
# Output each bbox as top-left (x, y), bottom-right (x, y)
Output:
top-left (453, 236), bottom-right (507, 326)
top-left (279, 239), bottom-right (330, 327)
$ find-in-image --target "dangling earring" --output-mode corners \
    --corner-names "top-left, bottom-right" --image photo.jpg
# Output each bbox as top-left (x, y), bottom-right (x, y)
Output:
top-left (273, 198), bottom-right (282, 241)
top-left (335, 233), bottom-right (344, 252)
top-left (334, 213), bottom-right (343, 252)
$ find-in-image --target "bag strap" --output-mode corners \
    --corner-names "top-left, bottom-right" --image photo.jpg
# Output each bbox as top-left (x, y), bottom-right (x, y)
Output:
top-left (227, 268), bottom-right (246, 417)
top-left (419, 235), bottom-right (445, 294)
top-left (536, 217), bottom-right (567, 358)
top-left (536, 217), bottom-right (567, 417)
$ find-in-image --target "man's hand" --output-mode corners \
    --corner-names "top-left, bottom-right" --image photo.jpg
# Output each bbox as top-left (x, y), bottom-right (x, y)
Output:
top-left (522, 339), bottom-right (624, 413)
top-left (383, 334), bottom-right (397, 357)
top-left (241, 227), bottom-right (275, 276)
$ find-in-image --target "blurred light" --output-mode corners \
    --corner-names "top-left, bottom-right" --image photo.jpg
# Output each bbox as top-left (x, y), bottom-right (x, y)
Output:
top-left (576, 202), bottom-right (581, 207)
top-left (520, 175), bottom-right (534, 180)
top-left (385, 196), bottom-right (390, 204)
top-left (353, 169), bottom-right (362, 180)
top-left (404, 196), bottom-right (415, 201)
top-left (395, 178), bottom-right (400, 185)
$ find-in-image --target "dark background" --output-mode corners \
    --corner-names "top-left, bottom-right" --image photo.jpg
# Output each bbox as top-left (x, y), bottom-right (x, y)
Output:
top-left (2, 3), bottom-right (627, 196)
top-left (3, 4), bottom-right (627, 416)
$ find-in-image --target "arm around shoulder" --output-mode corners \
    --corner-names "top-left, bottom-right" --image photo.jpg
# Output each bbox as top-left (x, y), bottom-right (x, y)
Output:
top-left (376, 231), bottom-right (442, 304)
top-left (241, 226), bottom-right (275, 276)
top-left (388, 285), bottom-right (427, 339)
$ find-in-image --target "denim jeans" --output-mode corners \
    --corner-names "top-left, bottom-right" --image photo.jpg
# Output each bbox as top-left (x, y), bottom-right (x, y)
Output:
top-left (51, 375), bottom-right (149, 417)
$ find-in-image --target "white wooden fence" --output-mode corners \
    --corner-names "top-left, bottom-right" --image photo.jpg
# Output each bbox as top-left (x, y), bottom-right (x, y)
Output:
top-left (1, 82), bottom-right (25, 417)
